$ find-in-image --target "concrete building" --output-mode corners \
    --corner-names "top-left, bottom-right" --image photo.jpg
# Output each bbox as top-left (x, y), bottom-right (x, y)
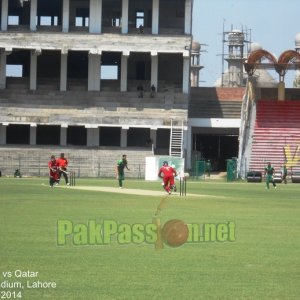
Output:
top-left (187, 86), bottom-right (243, 171)
top-left (0, 0), bottom-right (193, 175)
top-left (187, 28), bottom-right (279, 172)
top-left (187, 28), bottom-right (247, 171)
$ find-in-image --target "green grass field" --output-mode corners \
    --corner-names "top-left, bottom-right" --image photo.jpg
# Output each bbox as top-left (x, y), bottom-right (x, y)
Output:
top-left (0, 177), bottom-right (300, 300)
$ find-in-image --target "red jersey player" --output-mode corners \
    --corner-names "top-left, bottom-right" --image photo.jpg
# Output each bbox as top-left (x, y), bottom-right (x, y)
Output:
top-left (158, 161), bottom-right (177, 194)
top-left (48, 155), bottom-right (59, 188)
top-left (57, 153), bottom-right (69, 185)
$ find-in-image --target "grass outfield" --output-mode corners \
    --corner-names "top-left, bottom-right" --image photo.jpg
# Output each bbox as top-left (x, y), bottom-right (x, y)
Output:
top-left (0, 178), bottom-right (300, 300)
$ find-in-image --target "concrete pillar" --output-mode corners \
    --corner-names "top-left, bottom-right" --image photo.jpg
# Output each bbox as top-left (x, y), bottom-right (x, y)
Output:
top-left (62, 0), bottom-right (70, 33)
top-left (185, 124), bottom-right (192, 169)
top-left (30, 124), bottom-right (37, 145)
top-left (60, 52), bottom-right (68, 91)
top-left (182, 56), bottom-right (190, 94)
top-left (1, 0), bottom-right (8, 31)
top-left (150, 128), bottom-right (157, 149)
top-left (184, 0), bottom-right (192, 35)
top-left (152, 0), bottom-right (159, 34)
top-left (88, 52), bottom-right (101, 91)
top-left (30, 0), bottom-right (37, 31)
top-left (30, 49), bottom-right (41, 91)
top-left (0, 124), bottom-right (7, 145)
top-left (0, 49), bottom-right (11, 89)
top-left (0, 50), bottom-right (7, 89)
top-left (121, 0), bottom-right (129, 34)
top-left (278, 81), bottom-right (285, 101)
top-left (151, 52), bottom-right (158, 89)
top-left (182, 127), bottom-right (188, 163)
top-left (89, 0), bottom-right (102, 34)
top-left (191, 67), bottom-right (199, 87)
top-left (87, 127), bottom-right (99, 147)
top-left (120, 128), bottom-right (128, 147)
top-left (60, 126), bottom-right (67, 146)
top-left (121, 52), bottom-right (129, 92)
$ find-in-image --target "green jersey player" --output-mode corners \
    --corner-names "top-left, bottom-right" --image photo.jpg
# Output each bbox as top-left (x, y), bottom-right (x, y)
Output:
top-left (264, 162), bottom-right (277, 189)
top-left (115, 154), bottom-right (130, 188)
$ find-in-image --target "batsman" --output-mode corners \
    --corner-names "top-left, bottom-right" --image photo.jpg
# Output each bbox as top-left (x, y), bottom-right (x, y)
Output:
top-left (57, 153), bottom-right (70, 186)
top-left (158, 161), bottom-right (177, 195)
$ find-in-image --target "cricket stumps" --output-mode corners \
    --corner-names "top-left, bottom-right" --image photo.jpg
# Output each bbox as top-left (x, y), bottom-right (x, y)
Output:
top-left (69, 171), bottom-right (76, 186)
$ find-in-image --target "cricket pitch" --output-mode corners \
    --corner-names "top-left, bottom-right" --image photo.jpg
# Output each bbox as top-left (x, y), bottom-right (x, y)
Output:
top-left (60, 185), bottom-right (213, 197)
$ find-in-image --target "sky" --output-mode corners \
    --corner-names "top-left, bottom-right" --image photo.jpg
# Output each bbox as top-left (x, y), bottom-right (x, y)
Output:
top-left (192, 0), bottom-right (299, 87)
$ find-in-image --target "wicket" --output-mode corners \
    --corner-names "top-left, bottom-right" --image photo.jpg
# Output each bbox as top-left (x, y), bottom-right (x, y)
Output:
top-left (69, 171), bottom-right (76, 186)
top-left (179, 176), bottom-right (186, 196)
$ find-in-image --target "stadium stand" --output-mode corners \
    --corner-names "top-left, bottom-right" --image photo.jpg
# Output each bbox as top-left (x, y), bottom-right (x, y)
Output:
top-left (249, 100), bottom-right (300, 173)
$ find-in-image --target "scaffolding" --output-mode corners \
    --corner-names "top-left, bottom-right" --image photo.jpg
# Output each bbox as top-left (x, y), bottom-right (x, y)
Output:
top-left (220, 23), bottom-right (252, 87)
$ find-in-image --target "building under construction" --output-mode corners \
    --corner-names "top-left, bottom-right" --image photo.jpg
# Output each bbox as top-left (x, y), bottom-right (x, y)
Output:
top-left (0, 0), bottom-right (192, 176)
top-left (1, 1), bottom-right (300, 177)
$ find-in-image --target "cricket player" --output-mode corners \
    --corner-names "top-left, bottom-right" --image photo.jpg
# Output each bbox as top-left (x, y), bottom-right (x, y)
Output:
top-left (57, 153), bottom-right (69, 186)
top-left (48, 155), bottom-right (59, 188)
top-left (115, 154), bottom-right (130, 188)
top-left (264, 162), bottom-right (277, 189)
top-left (158, 161), bottom-right (177, 195)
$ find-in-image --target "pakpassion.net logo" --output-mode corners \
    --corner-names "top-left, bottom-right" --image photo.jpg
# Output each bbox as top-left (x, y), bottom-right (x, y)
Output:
top-left (57, 219), bottom-right (236, 248)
